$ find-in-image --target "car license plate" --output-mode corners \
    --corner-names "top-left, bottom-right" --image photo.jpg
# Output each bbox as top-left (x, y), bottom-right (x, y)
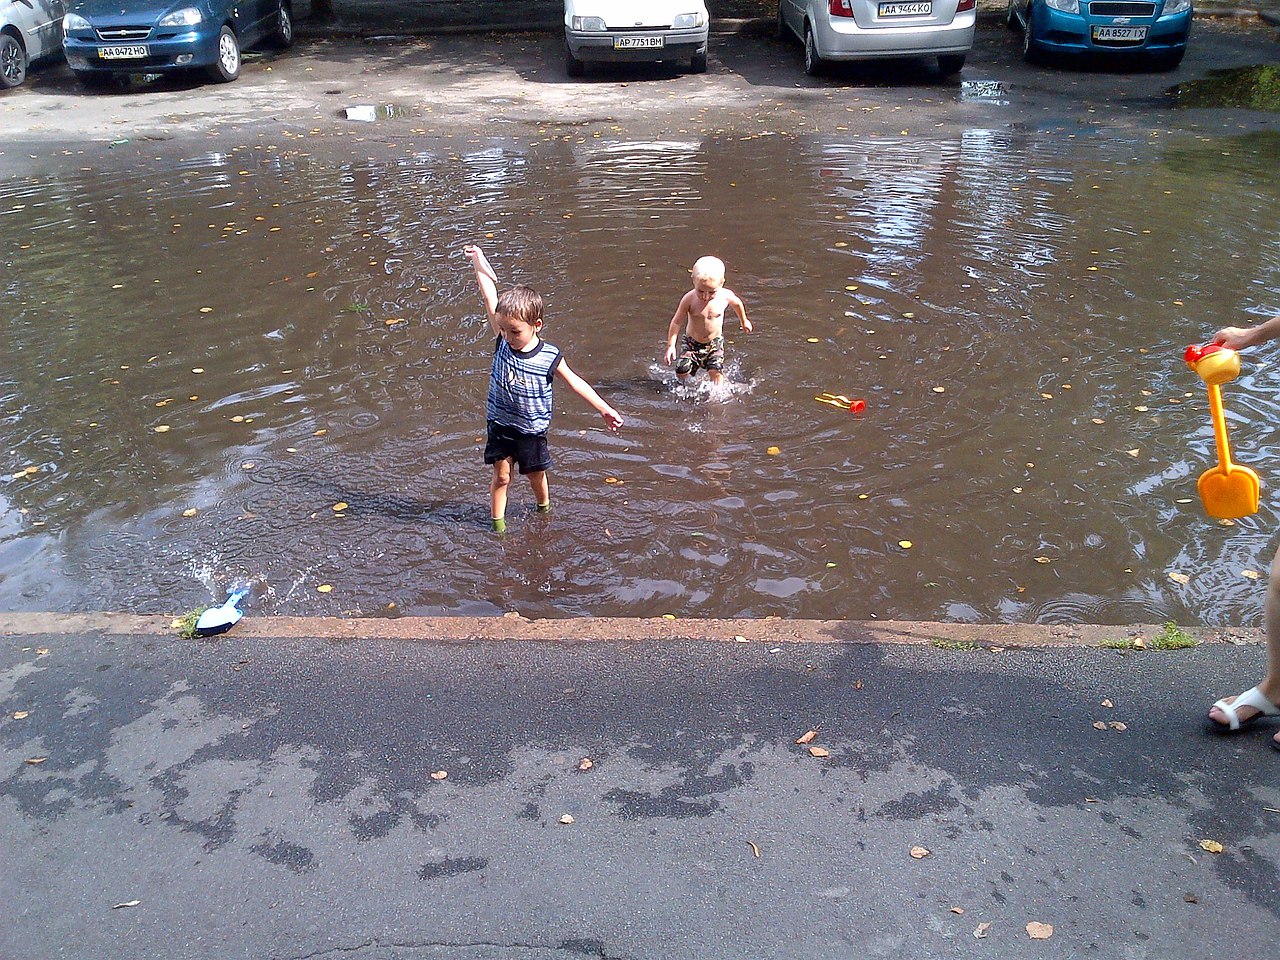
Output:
top-left (1092, 25), bottom-right (1146, 41)
top-left (878, 1), bottom-right (932, 15)
top-left (100, 45), bottom-right (149, 60)
top-left (614, 36), bottom-right (663, 49)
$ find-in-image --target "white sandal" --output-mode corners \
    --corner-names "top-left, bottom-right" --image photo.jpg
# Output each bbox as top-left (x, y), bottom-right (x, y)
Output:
top-left (1209, 685), bottom-right (1280, 732)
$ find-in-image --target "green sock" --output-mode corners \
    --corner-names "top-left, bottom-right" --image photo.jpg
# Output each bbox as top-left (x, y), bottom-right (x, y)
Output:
top-left (491, 517), bottom-right (507, 533)
top-left (536, 501), bottom-right (552, 513)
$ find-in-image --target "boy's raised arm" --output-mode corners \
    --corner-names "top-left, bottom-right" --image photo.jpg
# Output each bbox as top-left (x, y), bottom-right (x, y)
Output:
top-left (555, 360), bottom-right (624, 432)
top-left (463, 244), bottom-right (500, 332)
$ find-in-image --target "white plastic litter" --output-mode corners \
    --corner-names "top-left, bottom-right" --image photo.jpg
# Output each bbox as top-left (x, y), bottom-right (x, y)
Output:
top-left (344, 105), bottom-right (377, 122)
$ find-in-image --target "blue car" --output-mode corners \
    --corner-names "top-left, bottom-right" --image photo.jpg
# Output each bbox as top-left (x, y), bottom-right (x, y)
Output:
top-left (1006, 0), bottom-right (1191, 71)
top-left (62, 0), bottom-right (292, 85)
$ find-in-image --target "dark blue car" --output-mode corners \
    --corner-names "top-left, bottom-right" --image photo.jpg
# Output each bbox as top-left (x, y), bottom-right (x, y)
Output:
top-left (62, 0), bottom-right (292, 85)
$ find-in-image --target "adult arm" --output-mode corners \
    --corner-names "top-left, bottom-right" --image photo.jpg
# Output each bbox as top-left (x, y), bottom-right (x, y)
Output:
top-left (555, 360), bottom-right (623, 432)
top-left (1214, 313), bottom-right (1280, 350)
top-left (463, 244), bottom-right (501, 335)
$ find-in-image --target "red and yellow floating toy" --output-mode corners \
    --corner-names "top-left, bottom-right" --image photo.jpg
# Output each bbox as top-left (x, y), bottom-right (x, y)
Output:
top-left (1184, 342), bottom-right (1260, 519)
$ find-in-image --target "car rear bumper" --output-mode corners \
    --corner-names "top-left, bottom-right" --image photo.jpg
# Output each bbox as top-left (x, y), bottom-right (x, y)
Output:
top-left (1030, 8), bottom-right (1191, 54)
top-left (566, 27), bottom-right (708, 61)
top-left (814, 12), bottom-right (975, 59)
top-left (63, 31), bottom-right (220, 72)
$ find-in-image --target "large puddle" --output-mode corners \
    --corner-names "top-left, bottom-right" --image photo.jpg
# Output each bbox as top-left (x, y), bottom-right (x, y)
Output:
top-left (2, 129), bottom-right (1279, 623)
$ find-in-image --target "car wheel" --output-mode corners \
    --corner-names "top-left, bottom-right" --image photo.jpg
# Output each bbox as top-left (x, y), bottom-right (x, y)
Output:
top-left (565, 43), bottom-right (585, 78)
top-left (691, 51), bottom-right (707, 74)
top-left (1005, 0), bottom-right (1019, 29)
top-left (1021, 14), bottom-right (1040, 64)
top-left (0, 32), bottom-right (27, 89)
top-left (803, 24), bottom-right (824, 77)
top-left (938, 54), bottom-right (965, 76)
top-left (269, 1), bottom-right (294, 49)
top-left (207, 25), bottom-right (241, 82)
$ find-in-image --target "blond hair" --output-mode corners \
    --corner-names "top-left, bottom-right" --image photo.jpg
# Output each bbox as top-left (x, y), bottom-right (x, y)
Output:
top-left (691, 256), bottom-right (725, 283)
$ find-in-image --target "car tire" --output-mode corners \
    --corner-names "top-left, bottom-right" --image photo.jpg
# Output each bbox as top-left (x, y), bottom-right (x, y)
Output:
top-left (691, 51), bottom-right (707, 74)
top-left (269, 1), bottom-right (294, 49)
top-left (1020, 16), bottom-right (1040, 64)
top-left (938, 54), bottom-right (965, 76)
top-left (0, 32), bottom-right (27, 89)
top-left (1005, 0), bottom-right (1019, 29)
top-left (803, 25), bottom-right (824, 77)
top-left (207, 25), bottom-right (241, 83)
top-left (565, 43), bottom-right (585, 78)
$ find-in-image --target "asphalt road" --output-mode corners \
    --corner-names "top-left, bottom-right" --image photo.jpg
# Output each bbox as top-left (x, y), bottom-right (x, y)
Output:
top-left (2, 629), bottom-right (1278, 959)
top-left (2, 17), bottom-right (1279, 153)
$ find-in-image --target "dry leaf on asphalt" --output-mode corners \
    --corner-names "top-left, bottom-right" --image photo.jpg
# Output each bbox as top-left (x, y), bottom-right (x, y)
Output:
top-left (429, 770), bottom-right (448, 781)
top-left (1026, 922), bottom-right (1054, 939)
top-left (112, 900), bottom-right (141, 909)
top-left (910, 846), bottom-right (930, 859)
top-left (578, 758), bottom-right (593, 771)
top-left (950, 907), bottom-right (965, 915)
top-left (559, 814), bottom-right (575, 825)
top-left (746, 840), bottom-right (760, 858)
top-left (808, 746), bottom-right (830, 758)
top-left (974, 922), bottom-right (992, 939)
top-left (795, 730), bottom-right (817, 745)
top-left (13, 711), bottom-right (29, 719)
top-left (1199, 839), bottom-right (1224, 854)
top-left (24, 756), bottom-right (47, 765)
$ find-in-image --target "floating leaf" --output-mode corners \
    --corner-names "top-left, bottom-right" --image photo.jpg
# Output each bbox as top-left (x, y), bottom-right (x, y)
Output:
top-left (1126, 449), bottom-right (1140, 457)
top-left (182, 508), bottom-right (198, 518)
top-left (899, 540), bottom-right (913, 549)
top-left (154, 425), bottom-right (170, 433)
top-left (932, 386), bottom-right (946, 393)
top-left (1092, 418), bottom-right (1106, 425)
top-left (1242, 570), bottom-right (1261, 580)
top-left (766, 446), bottom-right (781, 455)
top-left (1168, 572), bottom-right (1190, 585)
top-left (191, 367), bottom-right (204, 374)
top-left (1026, 922), bottom-right (1054, 940)
top-left (806, 337), bottom-right (821, 343)
top-left (1034, 556), bottom-right (1052, 564)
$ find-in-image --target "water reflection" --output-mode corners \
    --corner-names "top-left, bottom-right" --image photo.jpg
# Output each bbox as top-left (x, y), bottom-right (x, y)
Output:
top-left (1, 130), bottom-right (1279, 624)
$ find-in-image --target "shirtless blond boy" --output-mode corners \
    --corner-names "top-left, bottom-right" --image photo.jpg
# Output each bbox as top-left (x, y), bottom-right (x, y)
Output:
top-left (664, 256), bottom-right (753, 386)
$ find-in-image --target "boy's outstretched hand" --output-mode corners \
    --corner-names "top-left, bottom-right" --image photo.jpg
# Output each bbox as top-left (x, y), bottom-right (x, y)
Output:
top-left (600, 407), bottom-right (624, 433)
top-left (463, 244), bottom-right (497, 282)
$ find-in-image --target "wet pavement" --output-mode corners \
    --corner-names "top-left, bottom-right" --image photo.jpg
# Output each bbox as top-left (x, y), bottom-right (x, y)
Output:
top-left (2, 626), bottom-right (1278, 959)
top-left (3, 19), bottom-right (1280, 627)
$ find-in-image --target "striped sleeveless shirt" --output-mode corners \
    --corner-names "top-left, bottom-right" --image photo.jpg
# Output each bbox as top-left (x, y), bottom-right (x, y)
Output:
top-left (486, 337), bottom-right (563, 435)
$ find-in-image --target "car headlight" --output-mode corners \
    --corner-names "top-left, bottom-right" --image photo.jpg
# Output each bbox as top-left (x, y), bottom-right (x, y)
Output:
top-left (62, 12), bottom-right (92, 31)
top-left (1163, 0), bottom-right (1191, 13)
top-left (673, 12), bottom-right (706, 28)
top-left (572, 16), bottom-right (607, 31)
top-left (1044, 0), bottom-right (1079, 11)
top-left (158, 7), bottom-right (204, 27)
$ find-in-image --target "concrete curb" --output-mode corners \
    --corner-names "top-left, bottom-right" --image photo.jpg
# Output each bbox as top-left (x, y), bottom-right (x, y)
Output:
top-left (0, 611), bottom-right (1261, 648)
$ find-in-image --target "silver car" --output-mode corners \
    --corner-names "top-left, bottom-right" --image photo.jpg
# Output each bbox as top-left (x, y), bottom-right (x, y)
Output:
top-left (1, 0), bottom-right (64, 88)
top-left (778, 0), bottom-right (975, 77)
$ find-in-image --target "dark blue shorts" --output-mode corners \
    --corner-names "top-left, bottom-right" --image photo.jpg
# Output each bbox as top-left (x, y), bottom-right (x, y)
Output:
top-left (484, 421), bottom-right (552, 474)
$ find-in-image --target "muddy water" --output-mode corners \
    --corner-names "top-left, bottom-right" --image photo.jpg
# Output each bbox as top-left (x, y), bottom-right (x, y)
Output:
top-left (2, 130), bottom-right (1279, 623)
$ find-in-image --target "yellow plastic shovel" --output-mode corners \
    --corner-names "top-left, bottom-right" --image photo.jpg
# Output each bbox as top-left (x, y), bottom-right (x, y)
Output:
top-left (1186, 344), bottom-right (1260, 519)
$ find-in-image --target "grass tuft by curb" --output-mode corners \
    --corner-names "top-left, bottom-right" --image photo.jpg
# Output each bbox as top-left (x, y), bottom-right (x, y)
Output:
top-left (171, 609), bottom-right (202, 639)
top-left (1101, 623), bottom-right (1198, 651)
top-left (932, 639), bottom-right (980, 651)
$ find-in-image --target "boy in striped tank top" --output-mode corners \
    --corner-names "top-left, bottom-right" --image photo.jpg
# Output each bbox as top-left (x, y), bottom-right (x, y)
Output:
top-left (465, 245), bottom-right (624, 534)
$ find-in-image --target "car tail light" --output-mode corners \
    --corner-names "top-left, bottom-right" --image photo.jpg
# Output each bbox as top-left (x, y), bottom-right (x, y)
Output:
top-left (956, 0), bottom-right (976, 8)
top-left (828, 0), bottom-right (854, 16)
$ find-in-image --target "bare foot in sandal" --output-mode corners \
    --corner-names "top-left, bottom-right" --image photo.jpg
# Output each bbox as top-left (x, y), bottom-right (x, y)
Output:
top-left (1207, 683), bottom-right (1280, 732)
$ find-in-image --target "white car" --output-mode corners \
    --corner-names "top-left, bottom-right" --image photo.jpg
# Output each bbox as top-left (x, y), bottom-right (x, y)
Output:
top-left (778, 0), bottom-right (975, 77)
top-left (564, 0), bottom-right (709, 77)
top-left (1, 0), bottom-right (65, 89)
